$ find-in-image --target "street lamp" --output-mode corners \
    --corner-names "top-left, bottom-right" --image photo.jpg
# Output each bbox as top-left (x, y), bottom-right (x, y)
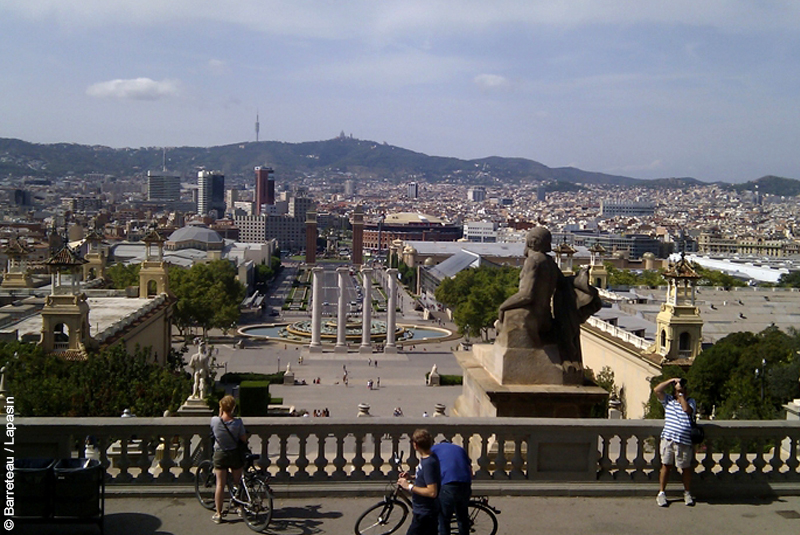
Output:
top-left (755, 357), bottom-right (766, 401)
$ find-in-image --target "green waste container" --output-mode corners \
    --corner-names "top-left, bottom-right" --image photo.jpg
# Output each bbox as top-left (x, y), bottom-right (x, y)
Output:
top-left (14, 458), bottom-right (55, 518)
top-left (52, 458), bottom-right (103, 518)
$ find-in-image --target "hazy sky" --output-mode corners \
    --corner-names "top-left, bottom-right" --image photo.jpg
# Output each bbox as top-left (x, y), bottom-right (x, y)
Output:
top-left (2, 1), bottom-right (800, 183)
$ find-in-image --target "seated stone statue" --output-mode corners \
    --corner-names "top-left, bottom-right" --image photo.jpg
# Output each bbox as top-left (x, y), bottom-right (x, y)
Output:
top-left (495, 227), bottom-right (602, 382)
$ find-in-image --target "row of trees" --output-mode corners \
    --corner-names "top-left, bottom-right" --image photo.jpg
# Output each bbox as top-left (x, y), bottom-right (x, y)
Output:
top-left (646, 326), bottom-right (800, 420)
top-left (434, 265), bottom-right (520, 341)
top-left (107, 259), bottom-right (247, 337)
top-left (2, 341), bottom-right (191, 417)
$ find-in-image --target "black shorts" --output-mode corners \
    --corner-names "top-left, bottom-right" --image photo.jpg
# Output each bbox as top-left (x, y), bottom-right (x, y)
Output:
top-left (213, 449), bottom-right (244, 470)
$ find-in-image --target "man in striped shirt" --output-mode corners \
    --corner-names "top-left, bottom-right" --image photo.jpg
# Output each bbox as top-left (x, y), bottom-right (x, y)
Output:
top-left (654, 377), bottom-right (696, 507)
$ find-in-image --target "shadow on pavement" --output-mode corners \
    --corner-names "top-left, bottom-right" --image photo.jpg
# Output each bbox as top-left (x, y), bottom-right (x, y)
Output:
top-left (265, 504), bottom-right (344, 535)
top-left (15, 512), bottom-right (168, 535)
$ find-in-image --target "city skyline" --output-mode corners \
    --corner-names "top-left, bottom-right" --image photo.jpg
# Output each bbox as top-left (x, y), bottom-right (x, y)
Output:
top-left (2, 2), bottom-right (800, 183)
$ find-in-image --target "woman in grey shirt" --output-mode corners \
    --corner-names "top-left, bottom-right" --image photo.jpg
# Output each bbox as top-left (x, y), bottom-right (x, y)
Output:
top-left (210, 395), bottom-right (247, 523)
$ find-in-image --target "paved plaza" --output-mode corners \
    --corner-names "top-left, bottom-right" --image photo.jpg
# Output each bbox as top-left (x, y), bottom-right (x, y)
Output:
top-left (15, 494), bottom-right (800, 534)
top-left (205, 262), bottom-right (467, 419)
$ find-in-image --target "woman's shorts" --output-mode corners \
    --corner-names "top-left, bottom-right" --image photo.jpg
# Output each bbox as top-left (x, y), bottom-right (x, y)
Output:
top-left (660, 439), bottom-right (694, 469)
top-left (213, 448), bottom-right (244, 470)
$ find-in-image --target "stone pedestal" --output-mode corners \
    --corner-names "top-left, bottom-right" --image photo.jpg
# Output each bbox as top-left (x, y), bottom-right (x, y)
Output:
top-left (177, 397), bottom-right (213, 416)
top-left (453, 345), bottom-right (607, 419)
top-left (427, 369), bottom-right (440, 386)
top-left (284, 371), bottom-right (295, 385)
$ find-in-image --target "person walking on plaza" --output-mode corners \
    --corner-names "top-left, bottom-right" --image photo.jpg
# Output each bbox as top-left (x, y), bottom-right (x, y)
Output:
top-left (431, 440), bottom-right (472, 535)
top-left (210, 395), bottom-right (248, 523)
top-left (654, 377), bottom-right (696, 507)
top-left (397, 429), bottom-right (440, 535)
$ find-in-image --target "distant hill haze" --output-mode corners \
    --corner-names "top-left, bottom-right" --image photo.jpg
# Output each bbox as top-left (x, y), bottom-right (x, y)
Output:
top-left (0, 136), bottom-right (796, 193)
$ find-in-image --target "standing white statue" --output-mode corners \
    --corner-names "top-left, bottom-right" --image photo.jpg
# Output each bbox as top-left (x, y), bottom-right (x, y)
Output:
top-left (189, 341), bottom-right (211, 399)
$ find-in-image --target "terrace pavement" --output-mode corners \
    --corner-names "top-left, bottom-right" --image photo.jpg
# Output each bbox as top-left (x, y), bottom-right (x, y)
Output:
top-left (16, 494), bottom-right (800, 534)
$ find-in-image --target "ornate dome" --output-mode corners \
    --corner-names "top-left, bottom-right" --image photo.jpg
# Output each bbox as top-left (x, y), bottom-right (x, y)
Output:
top-left (166, 223), bottom-right (223, 251)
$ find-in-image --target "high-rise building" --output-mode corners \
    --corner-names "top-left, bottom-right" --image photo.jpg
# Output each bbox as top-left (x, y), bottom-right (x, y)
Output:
top-left (147, 171), bottom-right (181, 202)
top-left (467, 186), bottom-right (486, 202)
top-left (344, 180), bottom-right (356, 196)
top-left (254, 167), bottom-right (275, 216)
top-left (407, 182), bottom-right (419, 199)
top-left (198, 171), bottom-right (225, 217)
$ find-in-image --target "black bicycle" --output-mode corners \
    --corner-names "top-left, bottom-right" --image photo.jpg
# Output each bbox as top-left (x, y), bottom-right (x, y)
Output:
top-left (195, 453), bottom-right (274, 532)
top-left (354, 453), bottom-right (500, 535)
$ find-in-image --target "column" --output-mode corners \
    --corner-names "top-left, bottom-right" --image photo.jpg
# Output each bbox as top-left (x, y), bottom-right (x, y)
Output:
top-left (335, 266), bottom-right (349, 353)
top-left (384, 268), bottom-right (398, 354)
top-left (359, 267), bottom-right (373, 354)
top-left (308, 266), bottom-right (323, 353)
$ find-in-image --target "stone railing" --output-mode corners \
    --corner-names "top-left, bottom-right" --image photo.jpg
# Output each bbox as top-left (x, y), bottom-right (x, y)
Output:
top-left (17, 417), bottom-right (800, 496)
top-left (585, 316), bottom-right (652, 351)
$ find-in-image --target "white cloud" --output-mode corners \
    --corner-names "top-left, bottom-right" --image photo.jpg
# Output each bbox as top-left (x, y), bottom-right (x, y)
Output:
top-left (207, 59), bottom-right (227, 76)
top-left (474, 74), bottom-right (510, 91)
top-left (86, 78), bottom-right (180, 100)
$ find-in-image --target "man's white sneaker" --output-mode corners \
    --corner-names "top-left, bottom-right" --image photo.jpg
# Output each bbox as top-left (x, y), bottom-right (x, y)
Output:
top-left (684, 491), bottom-right (695, 506)
top-left (656, 491), bottom-right (668, 507)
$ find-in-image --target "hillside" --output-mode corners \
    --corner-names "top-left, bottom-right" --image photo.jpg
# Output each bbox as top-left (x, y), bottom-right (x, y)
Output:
top-left (0, 136), bottom-right (649, 186)
top-left (731, 175), bottom-right (800, 197)
top-left (0, 136), bottom-right (783, 190)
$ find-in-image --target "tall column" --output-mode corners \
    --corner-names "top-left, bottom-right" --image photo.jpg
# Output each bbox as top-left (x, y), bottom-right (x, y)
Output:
top-left (359, 267), bottom-right (373, 354)
top-left (384, 268), bottom-right (398, 354)
top-left (308, 266), bottom-right (323, 353)
top-left (335, 266), bottom-right (349, 353)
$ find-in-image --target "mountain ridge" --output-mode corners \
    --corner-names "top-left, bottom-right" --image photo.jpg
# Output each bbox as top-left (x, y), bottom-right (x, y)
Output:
top-left (0, 136), bottom-right (796, 192)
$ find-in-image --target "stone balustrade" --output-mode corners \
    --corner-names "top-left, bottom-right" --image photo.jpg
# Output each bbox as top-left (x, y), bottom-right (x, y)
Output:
top-left (585, 316), bottom-right (652, 350)
top-left (17, 417), bottom-right (800, 495)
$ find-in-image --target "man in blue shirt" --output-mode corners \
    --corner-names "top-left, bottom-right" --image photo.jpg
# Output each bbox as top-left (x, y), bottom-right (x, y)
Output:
top-left (431, 441), bottom-right (472, 535)
top-left (398, 429), bottom-right (440, 535)
top-left (654, 377), bottom-right (697, 507)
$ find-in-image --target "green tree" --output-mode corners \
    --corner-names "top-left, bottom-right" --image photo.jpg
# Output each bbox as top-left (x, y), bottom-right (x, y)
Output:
top-left (105, 262), bottom-right (141, 289)
top-left (397, 259), bottom-right (416, 291)
top-left (686, 327), bottom-right (800, 420)
top-left (778, 271), bottom-right (800, 288)
top-left (2, 341), bottom-right (190, 417)
top-left (693, 265), bottom-right (747, 288)
top-left (171, 260), bottom-right (246, 336)
top-left (435, 265), bottom-right (519, 340)
top-left (605, 263), bottom-right (665, 288)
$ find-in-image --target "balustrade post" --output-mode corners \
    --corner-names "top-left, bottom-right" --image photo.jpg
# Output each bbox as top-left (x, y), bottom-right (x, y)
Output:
top-left (295, 432), bottom-right (311, 480)
top-left (313, 432), bottom-right (329, 480)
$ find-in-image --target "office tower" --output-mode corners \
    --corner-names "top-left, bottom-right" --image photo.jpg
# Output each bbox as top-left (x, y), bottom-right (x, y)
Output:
top-left (407, 182), bottom-right (419, 199)
top-left (344, 179), bottom-right (355, 196)
top-left (537, 185), bottom-right (547, 202)
top-left (467, 186), bottom-right (486, 202)
top-left (254, 166), bottom-right (275, 216)
top-left (198, 170), bottom-right (226, 217)
top-left (147, 171), bottom-right (181, 202)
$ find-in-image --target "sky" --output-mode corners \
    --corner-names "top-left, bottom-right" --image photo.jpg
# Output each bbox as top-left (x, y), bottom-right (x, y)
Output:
top-left (1, 1), bottom-right (800, 183)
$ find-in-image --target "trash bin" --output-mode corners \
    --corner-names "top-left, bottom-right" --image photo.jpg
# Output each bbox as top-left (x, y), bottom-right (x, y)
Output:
top-left (52, 458), bottom-right (103, 518)
top-left (14, 458), bottom-right (55, 518)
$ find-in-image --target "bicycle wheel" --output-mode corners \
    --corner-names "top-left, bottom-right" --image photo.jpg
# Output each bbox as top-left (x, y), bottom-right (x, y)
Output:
top-left (467, 503), bottom-right (498, 535)
top-left (354, 499), bottom-right (408, 535)
top-left (242, 477), bottom-right (274, 532)
top-left (194, 460), bottom-right (216, 510)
